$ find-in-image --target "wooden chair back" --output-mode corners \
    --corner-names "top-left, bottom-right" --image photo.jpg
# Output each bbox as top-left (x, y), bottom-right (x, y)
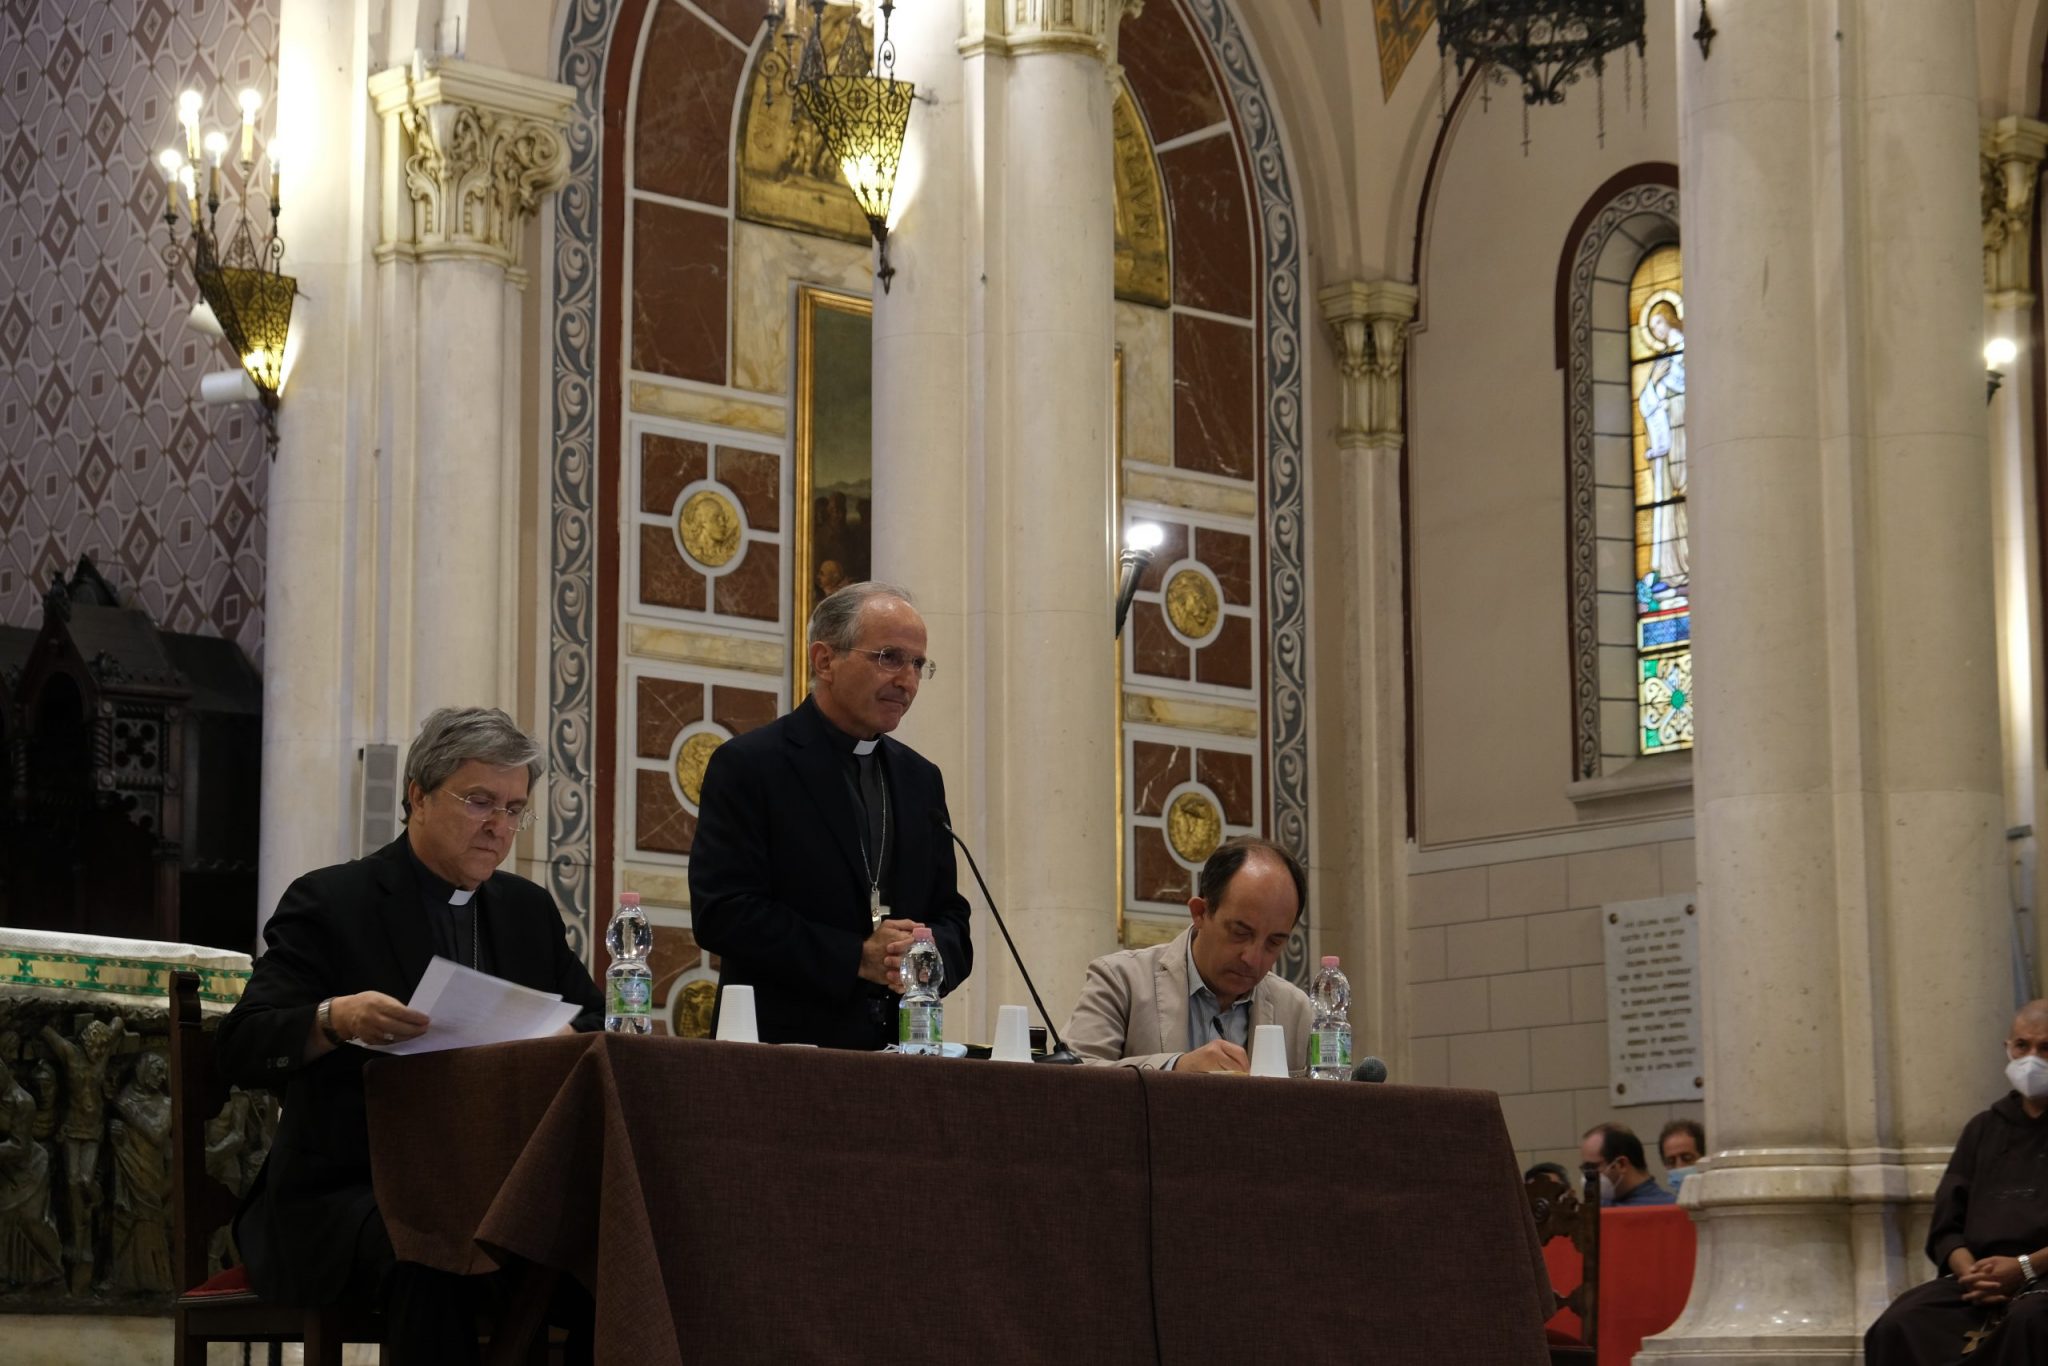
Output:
top-left (168, 969), bottom-right (235, 1292)
top-left (1526, 1161), bottom-right (1602, 1355)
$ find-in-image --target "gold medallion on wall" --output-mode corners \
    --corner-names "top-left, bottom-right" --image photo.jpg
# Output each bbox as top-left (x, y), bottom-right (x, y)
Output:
top-left (1164, 567), bottom-right (1222, 643)
top-left (677, 488), bottom-right (744, 570)
top-left (1165, 788), bottom-right (1225, 866)
top-left (673, 729), bottom-right (726, 809)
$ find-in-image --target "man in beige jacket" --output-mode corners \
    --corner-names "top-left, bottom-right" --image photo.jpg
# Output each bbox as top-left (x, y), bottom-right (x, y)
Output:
top-left (1065, 837), bottom-right (1317, 1073)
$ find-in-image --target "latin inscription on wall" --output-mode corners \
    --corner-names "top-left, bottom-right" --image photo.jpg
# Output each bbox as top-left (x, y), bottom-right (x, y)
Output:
top-left (1603, 893), bottom-right (1702, 1105)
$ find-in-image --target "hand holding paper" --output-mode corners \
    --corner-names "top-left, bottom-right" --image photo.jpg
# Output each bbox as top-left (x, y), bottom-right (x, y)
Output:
top-left (355, 956), bottom-right (582, 1055)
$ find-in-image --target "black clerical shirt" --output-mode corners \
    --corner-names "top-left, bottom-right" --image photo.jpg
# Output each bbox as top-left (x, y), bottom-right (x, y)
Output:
top-left (815, 714), bottom-right (896, 909)
top-left (401, 838), bottom-right (491, 975)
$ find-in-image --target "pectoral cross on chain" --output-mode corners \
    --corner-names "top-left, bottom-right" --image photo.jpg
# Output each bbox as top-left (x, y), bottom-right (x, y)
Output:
top-left (1963, 1324), bottom-right (1996, 1355)
top-left (870, 888), bottom-right (884, 930)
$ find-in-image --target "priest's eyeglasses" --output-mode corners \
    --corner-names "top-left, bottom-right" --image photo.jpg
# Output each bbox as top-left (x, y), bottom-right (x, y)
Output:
top-left (442, 791), bottom-right (538, 832)
top-left (847, 646), bottom-right (937, 681)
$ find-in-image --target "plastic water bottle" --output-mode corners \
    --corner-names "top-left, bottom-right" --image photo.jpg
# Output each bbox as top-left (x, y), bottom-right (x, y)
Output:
top-left (1309, 955), bottom-right (1352, 1080)
top-left (898, 926), bottom-right (944, 1054)
top-left (604, 892), bottom-right (654, 1034)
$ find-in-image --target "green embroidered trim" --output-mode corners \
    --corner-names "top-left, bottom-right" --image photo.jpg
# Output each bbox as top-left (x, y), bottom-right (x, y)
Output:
top-left (2, 951), bottom-right (250, 1004)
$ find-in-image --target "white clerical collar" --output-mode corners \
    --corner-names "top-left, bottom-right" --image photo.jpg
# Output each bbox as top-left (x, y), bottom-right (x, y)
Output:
top-left (449, 887), bottom-right (475, 906)
top-left (852, 738), bottom-right (879, 756)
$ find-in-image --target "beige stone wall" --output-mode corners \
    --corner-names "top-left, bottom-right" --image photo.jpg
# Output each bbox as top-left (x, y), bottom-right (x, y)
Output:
top-left (1407, 839), bottom-right (1702, 1172)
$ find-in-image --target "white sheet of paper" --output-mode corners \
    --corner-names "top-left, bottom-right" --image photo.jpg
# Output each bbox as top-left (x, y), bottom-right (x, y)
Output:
top-left (356, 955), bottom-right (581, 1055)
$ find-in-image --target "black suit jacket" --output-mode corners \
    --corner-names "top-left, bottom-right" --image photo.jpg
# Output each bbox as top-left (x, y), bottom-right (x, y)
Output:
top-left (689, 696), bottom-right (974, 1049)
top-left (215, 835), bottom-right (602, 1306)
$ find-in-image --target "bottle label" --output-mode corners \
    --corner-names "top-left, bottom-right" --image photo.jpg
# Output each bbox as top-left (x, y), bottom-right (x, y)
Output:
top-left (609, 977), bottom-right (651, 1015)
top-left (1310, 1027), bottom-right (1351, 1070)
top-left (899, 1002), bottom-right (942, 1049)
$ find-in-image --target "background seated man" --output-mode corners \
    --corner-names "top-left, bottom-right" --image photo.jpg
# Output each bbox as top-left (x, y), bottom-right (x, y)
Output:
top-left (1581, 1122), bottom-right (1676, 1207)
top-left (1864, 999), bottom-right (2048, 1365)
top-left (1064, 837), bottom-right (1314, 1073)
top-left (217, 707), bottom-right (603, 1364)
top-left (1660, 1117), bottom-right (1705, 1193)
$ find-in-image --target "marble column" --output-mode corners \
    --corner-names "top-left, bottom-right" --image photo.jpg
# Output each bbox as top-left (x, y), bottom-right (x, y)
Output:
top-left (948, 0), bottom-right (1136, 1014)
top-left (872, 2), bottom-right (980, 1033)
top-left (367, 60), bottom-right (572, 730)
top-left (1984, 115), bottom-right (2048, 998)
top-left (258, 0), bottom-right (374, 928)
top-left (1643, 3), bottom-right (2008, 1361)
top-left (1317, 279), bottom-right (1416, 1068)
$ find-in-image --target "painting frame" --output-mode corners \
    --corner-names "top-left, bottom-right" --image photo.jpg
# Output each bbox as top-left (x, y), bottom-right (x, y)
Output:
top-left (791, 284), bottom-right (875, 697)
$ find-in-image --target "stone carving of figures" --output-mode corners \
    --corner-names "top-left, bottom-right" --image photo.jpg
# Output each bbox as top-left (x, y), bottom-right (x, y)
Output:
top-left (106, 1052), bottom-right (173, 1294)
top-left (40, 1016), bottom-right (124, 1294)
top-left (203, 1089), bottom-right (278, 1272)
top-left (0, 1053), bottom-right (64, 1290)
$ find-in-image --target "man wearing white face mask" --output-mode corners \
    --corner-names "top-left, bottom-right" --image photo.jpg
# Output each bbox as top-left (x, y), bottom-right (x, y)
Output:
top-left (1864, 999), bottom-right (2048, 1364)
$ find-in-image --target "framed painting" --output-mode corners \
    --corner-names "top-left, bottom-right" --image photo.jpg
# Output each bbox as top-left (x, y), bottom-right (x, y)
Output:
top-left (791, 285), bottom-right (874, 694)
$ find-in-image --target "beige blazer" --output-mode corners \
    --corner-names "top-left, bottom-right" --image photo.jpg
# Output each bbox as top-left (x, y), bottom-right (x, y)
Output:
top-left (1063, 926), bottom-right (1317, 1073)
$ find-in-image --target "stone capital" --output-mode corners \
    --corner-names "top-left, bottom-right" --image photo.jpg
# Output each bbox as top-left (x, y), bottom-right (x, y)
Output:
top-left (1983, 114), bottom-right (2048, 309)
top-left (1317, 278), bottom-right (1418, 454)
top-left (960, 0), bottom-right (1145, 64)
top-left (368, 58), bottom-right (576, 286)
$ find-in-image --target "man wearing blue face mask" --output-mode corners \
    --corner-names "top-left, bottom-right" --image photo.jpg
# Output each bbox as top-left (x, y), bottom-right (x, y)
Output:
top-left (1864, 999), bottom-right (2048, 1364)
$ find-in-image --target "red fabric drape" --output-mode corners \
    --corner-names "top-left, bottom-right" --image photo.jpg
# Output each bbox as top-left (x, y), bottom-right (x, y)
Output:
top-left (1544, 1204), bottom-right (1697, 1366)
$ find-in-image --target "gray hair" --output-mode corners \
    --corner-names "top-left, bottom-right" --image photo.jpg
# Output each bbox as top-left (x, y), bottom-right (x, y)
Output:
top-left (403, 707), bottom-right (544, 816)
top-left (807, 581), bottom-right (916, 660)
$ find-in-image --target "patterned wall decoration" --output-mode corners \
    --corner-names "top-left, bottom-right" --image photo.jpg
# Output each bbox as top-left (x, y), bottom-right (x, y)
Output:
top-left (631, 424), bottom-right (784, 627)
top-left (1127, 728), bottom-right (1260, 910)
top-left (1372, 0), bottom-right (1437, 101)
top-left (1560, 178), bottom-right (1680, 779)
top-left (1123, 504), bottom-right (1258, 695)
top-left (0, 0), bottom-right (274, 659)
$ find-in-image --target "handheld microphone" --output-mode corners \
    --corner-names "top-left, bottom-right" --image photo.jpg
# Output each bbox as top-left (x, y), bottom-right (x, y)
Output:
top-left (933, 810), bottom-right (1082, 1064)
top-left (1349, 1056), bottom-right (1389, 1084)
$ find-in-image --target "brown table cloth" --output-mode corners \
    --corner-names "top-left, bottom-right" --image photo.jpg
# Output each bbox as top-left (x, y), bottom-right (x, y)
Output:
top-left (367, 1035), bottom-right (1549, 1364)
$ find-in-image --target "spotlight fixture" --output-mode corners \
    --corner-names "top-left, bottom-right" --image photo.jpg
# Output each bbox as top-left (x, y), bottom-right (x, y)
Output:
top-left (1986, 336), bottom-right (2019, 405)
top-left (1114, 522), bottom-right (1165, 640)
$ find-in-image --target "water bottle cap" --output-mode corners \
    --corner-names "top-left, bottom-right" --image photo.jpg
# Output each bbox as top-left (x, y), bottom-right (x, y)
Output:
top-left (619, 892), bottom-right (641, 907)
top-left (1321, 955), bottom-right (1339, 968)
top-left (912, 926), bottom-right (934, 941)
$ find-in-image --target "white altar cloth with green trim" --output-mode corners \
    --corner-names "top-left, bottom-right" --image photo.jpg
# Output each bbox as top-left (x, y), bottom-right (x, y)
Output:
top-left (0, 928), bottom-right (251, 1012)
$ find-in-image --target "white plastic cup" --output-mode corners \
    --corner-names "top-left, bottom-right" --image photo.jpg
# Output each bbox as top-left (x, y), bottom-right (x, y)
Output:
top-left (991, 1005), bottom-right (1032, 1063)
top-left (714, 984), bottom-right (759, 1043)
top-left (1249, 1023), bottom-right (1288, 1077)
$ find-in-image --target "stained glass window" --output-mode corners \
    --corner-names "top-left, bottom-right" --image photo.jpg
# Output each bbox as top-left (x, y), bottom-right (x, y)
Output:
top-left (1629, 245), bottom-right (1691, 755)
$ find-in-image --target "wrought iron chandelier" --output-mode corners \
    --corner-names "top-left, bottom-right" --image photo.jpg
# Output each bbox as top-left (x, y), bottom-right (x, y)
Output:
top-left (761, 0), bottom-right (914, 292)
top-left (156, 86), bottom-right (295, 453)
top-left (1437, 0), bottom-right (1646, 107)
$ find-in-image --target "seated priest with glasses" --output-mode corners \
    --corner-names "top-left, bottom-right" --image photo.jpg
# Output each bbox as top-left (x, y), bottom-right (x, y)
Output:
top-left (217, 707), bottom-right (603, 1363)
top-left (690, 581), bottom-right (974, 1049)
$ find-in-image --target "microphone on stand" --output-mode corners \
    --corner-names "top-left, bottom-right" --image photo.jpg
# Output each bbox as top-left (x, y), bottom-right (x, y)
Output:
top-left (933, 810), bottom-right (1082, 1064)
top-left (1349, 1056), bottom-right (1389, 1084)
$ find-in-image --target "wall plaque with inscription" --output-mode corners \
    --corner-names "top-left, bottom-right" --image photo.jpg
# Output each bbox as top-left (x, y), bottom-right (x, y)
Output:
top-left (1602, 892), bottom-right (1702, 1106)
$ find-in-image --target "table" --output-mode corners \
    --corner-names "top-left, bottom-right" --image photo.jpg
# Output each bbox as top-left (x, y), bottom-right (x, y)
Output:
top-left (367, 1034), bottom-right (1551, 1364)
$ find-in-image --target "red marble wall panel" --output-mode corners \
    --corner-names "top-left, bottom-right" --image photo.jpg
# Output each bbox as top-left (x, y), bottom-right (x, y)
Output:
top-left (1172, 314), bottom-right (1255, 479)
top-left (693, 0), bottom-right (770, 43)
top-left (715, 446), bottom-right (779, 532)
top-left (711, 540), bottom-right (779, 621)
top-left (635, 769), bottom-right (695, 854)
top-left (1132, 600), bottom-right (1190, 679)
top-left (1197, 749), bottom-right (1254, 826)
top-left (633, 1), bottom-right (746, 207)
top-left (1196, 527), bottom-right (1252, 607)
top-left (631, 198), bottom-right (728, 383)
top-left (1159, 133), bottom-right (1252, 319)
top-left (1118, 1), bottom-right (1226, 145)
top-left (640, 523), bottom-right (706, 610)
top-left (712, 684), bottom-right (779, 734)
top-left (636, 675), bottom-right (704, 758)
top-left (1130, 740), bottom-right (1189, 816)
top-left (1135, 825), bottom-right (1193, 904)
top-left (642, 433), bottom-right (707, 514)
top-left (1196, 613), bottom-right (1252, 690)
